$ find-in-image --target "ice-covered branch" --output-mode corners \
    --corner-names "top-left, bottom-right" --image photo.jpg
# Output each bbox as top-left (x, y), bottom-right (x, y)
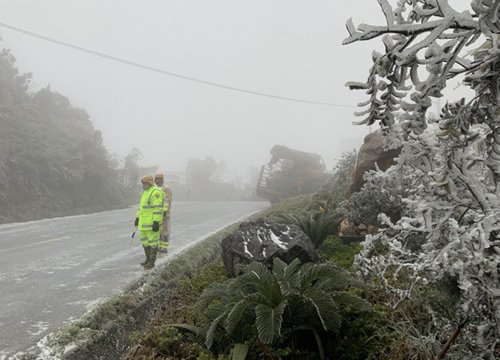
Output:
top-left (346, 3), bottom-right (500, 354)
top-left (343, 19), bottom-right (478, 45)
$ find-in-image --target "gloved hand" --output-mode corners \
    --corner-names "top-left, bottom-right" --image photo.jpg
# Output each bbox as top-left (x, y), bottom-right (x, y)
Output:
top-left (134, 217), bottom-right (139, 227)
top-left (152, 221), bottom-right (159, 232)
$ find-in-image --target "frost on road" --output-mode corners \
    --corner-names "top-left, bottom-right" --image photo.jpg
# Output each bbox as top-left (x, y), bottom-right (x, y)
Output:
top-left (0, 201), bottom-right (267, 356)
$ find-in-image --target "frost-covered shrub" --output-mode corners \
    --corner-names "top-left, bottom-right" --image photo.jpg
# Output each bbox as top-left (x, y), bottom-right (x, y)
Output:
top-left (345, 1), bottom-right (500, 357)
top-left (343, 167), bottom-right (405, 227)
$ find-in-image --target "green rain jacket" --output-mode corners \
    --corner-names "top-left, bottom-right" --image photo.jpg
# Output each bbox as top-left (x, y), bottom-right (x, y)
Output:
top-left (137, 185), bottom-right (164, 231)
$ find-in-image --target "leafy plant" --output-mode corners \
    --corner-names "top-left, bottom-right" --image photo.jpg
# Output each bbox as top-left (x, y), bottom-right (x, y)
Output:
top-left (279, 209), bottom-right (342, 249)
top-left (192, 258), bottom-right (371, 358)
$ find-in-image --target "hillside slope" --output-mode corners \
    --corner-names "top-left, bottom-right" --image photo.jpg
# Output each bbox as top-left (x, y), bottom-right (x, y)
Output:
top-left (0, 49), bottom-right (126, 223)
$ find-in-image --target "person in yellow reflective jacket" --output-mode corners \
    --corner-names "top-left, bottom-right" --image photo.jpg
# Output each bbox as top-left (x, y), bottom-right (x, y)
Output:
top-left (134, 175), bottom-right (164, 269)
top-left (154, 173), bottom-right (172, 253)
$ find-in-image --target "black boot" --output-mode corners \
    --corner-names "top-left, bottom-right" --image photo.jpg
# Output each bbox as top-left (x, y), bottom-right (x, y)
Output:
top-left (143, 247), bottom-right (158, 270)
top-left (140, 246), bottom-right (150, 266)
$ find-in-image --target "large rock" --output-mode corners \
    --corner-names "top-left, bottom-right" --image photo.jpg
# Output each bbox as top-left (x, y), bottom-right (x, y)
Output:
top-left (348, 131), bottom-right (400, 195)
top-left (221, 219), bottom-right (319, 276)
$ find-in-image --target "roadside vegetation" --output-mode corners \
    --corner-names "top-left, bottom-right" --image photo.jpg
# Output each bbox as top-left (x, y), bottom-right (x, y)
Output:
top-left (0, 49), bottom-right (136, 223)
top-left (122, 191), bottom-right (386, 359)
top-left (121, 156), bottom-right (429, 359)
top-left (121, 183), bottom-right (467, 360)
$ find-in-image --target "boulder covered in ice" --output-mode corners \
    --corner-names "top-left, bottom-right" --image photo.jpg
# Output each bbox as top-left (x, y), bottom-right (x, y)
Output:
top-left (221, 218), bottom-right (318, 276)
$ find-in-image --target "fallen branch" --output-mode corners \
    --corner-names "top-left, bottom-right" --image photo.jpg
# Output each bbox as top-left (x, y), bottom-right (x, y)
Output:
top-left (435, 319), bottom-right (467, 360)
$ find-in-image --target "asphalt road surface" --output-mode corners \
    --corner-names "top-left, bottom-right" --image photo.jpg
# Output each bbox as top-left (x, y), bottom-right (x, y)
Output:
top-left (0, 201), bottom-right (267, 356)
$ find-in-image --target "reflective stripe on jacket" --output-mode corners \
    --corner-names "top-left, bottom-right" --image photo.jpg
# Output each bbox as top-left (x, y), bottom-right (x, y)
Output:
top-left (136, 185), bottom-right (164, 231)
top-left (161, 185), bottom-right (173, 213)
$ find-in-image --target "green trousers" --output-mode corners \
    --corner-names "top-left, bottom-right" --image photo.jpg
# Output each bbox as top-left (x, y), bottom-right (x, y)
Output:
top-left (140, 230), bottom-right (160, 248)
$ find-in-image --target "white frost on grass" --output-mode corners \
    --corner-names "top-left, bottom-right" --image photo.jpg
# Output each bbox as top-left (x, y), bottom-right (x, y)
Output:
top-left (35, 335), bottom-right (62, 360)
top-left (64, 316), bottom-right (77, 324)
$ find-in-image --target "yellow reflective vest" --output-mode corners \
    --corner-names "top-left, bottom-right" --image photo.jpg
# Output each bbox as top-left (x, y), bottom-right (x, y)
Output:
top-left (136, 185), bottom-right (164, 231)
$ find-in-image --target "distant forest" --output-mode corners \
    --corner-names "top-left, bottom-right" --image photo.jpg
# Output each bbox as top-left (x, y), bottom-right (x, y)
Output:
top-left (0, 48), bottom-right (129, 223)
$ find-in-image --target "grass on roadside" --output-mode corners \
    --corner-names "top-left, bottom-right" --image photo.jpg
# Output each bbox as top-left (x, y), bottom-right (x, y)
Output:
top-left (319, 235), bottom-right (362, 270)
top-left (124, 260), bottom-right (229, 360)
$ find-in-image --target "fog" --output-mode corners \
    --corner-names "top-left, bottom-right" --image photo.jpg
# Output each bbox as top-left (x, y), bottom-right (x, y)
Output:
top-left (0, 0), bottom-right (471, 182)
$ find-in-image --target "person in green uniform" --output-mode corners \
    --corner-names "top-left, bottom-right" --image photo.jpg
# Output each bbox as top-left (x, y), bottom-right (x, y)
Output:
top-left (135, 175), bottom-right (164, 269)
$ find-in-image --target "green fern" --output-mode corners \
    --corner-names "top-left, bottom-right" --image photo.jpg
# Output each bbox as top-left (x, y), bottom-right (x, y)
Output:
top-left (225, 299), bottom-right (251, 334)
top-left (279, 209), bottom-right (341, 248)
top-left (194, 257), bottom-right (370, 357)
top-left (255, 301), bottom-right (287, 343)
top-left (230, 343), bottom-right (249, 360)
top-left (273, 257), bottom-right (300, 296)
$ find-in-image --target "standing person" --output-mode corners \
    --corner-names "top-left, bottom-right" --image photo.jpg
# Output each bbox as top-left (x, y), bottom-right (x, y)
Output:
top-left (135, 175), bottom-right (164, 269)
top-left (154, 173), bottom-right (173, 253)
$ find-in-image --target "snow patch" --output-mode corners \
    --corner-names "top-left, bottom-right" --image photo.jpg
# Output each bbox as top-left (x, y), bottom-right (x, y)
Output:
top-left (269, 231), bottom-right (288, 250)
top-left (35, 335), bottom-right (62, 360)
top-left (80, 249), bottom-right (135, 274)
top-left (63, 343), bottom-right (78, 355)
top-left (243, 239), bottom-right (253, 258)
top-left (84, 298), bottom-right (106, 311)
top-left (76, 282), bottom-right (98, 290)
top-left (256, 229), bottom-right (264, 243)
top-left (28, 321), bottom-right (49, 336)
top-left (50, 283), bottom-right (67, 290)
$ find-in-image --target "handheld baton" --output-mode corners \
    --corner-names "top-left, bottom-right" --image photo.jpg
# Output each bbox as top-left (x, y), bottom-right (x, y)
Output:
top-left (129, 226), bottom-right (138, 246)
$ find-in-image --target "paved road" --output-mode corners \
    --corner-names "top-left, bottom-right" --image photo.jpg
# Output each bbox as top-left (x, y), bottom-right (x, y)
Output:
top-left (0, 201), bottom-right (267, 356)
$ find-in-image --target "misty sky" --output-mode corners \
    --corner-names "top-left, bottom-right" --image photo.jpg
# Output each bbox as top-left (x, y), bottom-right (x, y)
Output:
top-left (0, 0), bottom-right (472, 183)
